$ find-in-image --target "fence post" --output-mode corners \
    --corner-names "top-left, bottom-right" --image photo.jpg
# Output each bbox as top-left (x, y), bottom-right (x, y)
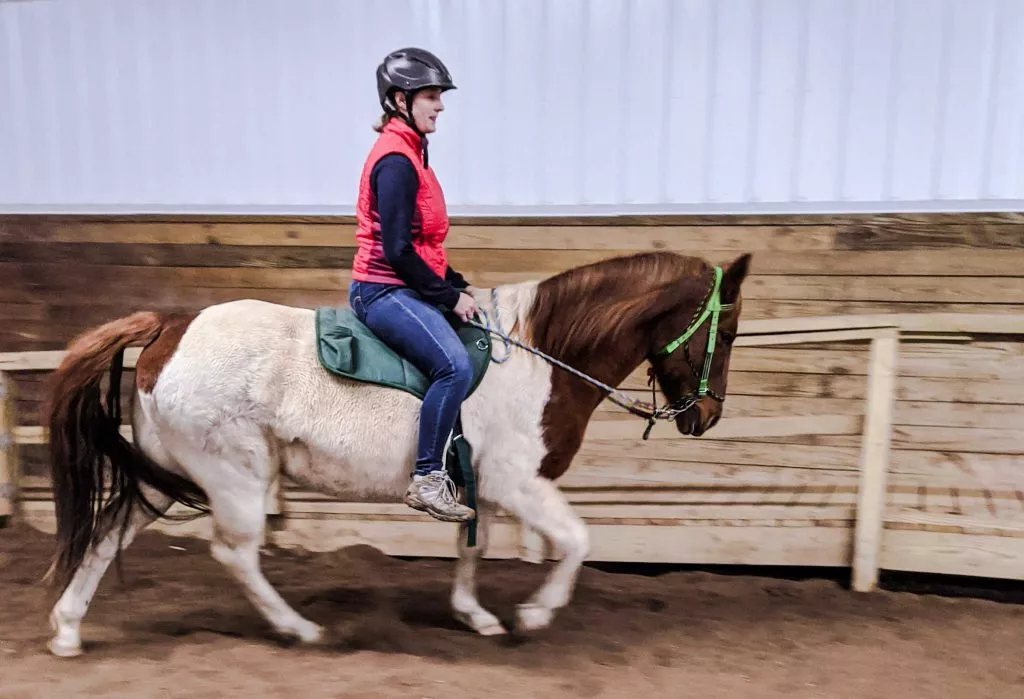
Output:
top-left (0, 372), bottom-right (17, 524)
top-left (852, 330), bottom-right (899, 592)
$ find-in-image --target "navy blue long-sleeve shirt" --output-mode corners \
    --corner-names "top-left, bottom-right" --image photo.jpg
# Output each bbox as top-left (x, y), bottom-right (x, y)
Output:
top-left (370, 153), bottom-right (468, 308)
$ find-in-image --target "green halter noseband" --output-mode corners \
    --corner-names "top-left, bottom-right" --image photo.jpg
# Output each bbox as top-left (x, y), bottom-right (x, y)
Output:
top-left (655, 265), bottom-right (734, 399)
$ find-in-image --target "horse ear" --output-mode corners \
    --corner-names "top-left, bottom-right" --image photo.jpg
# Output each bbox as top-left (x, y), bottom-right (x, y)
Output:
top-left (721, 253), bottom-right (752, 305)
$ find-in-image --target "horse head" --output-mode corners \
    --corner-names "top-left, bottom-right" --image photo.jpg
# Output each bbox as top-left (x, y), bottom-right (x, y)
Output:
top-left (645, 252), bottom-right (751, 437)
top-left (525, 249), bottom-right (751, 442)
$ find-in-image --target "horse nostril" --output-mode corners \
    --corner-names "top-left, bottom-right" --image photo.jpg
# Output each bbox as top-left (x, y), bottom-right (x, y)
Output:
top-left (683, 407), bottom-right (700, 435)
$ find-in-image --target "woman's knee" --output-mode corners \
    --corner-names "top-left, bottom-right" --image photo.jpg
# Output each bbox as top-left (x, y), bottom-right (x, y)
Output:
top-left (445, 347), bottom-right (474, 388)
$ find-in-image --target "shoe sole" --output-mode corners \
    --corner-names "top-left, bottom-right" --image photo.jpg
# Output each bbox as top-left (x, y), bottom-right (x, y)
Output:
top-left (405, 495), bottom-right (476, 523)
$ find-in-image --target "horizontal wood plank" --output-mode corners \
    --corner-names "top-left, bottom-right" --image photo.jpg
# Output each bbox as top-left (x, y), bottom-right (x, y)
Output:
top-left (3, 211), bottom-right (1022, 226)
top-left (835, 223), bottom-right (1024, 251)
top-left (0, 242), bottom-right (353, 269)
top-left (689, 425), bottom-right (1023, 455)
top-left (6, 243), bottom-right (1019, 276)
top-left (444, 249), bottom-right (1024, 277)
top-left (584, 414), bottom-right (861, 442)
top-left (878, 530), bottom-right (1024, 579)
top-left (740, 313), bottom-right (1024, 336)
top-left (4, 217), bottom-right (1021, 251)
top-left (744, 275), bottom-right (1024, 304)
top-left (621, 371), bottom-right (1024, 404)
top-left (0, 221), bottom-right (840, 252)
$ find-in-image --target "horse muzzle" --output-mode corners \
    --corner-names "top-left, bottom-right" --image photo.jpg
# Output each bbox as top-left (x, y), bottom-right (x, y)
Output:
top-left (676, 402), bottom-right (722, 437)
top-left (677, 405), bottom-right (704, 436)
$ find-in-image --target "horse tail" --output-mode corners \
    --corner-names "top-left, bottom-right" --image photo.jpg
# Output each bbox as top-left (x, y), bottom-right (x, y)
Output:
top-left (44, 311), bottom-right (209, 594)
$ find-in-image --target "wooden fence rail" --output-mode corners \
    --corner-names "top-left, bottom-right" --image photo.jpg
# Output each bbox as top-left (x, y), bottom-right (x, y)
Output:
top-left (2, 313), bottom-right (1022, 589)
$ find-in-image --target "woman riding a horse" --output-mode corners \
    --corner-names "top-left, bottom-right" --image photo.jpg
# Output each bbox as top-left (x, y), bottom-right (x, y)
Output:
top-left (349, 47), bottom-right (478, 523)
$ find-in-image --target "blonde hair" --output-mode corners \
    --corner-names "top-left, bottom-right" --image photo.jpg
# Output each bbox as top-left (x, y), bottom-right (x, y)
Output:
top-left (372, 111), bottom-right (395, 133)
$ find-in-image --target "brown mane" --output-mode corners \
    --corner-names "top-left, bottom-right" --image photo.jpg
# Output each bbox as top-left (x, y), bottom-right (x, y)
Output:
top-left (526, 250), bottom-right (712, 363)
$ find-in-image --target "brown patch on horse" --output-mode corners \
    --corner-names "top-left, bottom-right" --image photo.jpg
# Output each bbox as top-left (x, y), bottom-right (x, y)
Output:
top-left (525, 252), bottom-right (715, 480)
top-left (535, 370), bottom-right (600, 480)
top-left (135, 312), bottom-right (198, 393)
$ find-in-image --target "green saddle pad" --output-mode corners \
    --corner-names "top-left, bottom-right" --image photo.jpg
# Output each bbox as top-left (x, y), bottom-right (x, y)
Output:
top-left (314, 306), bottom-right (492, 400)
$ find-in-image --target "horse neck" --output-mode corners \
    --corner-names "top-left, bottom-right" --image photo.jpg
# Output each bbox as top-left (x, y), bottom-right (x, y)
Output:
top-left (519, 257), bottom-right (704, 398)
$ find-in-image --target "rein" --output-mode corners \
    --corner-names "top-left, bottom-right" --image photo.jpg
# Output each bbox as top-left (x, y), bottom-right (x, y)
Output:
top-left (467, 266), bottom-right (733, 440)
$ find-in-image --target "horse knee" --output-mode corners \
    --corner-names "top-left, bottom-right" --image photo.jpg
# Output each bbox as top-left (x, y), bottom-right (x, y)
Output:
top-left (572, 521), bottom-right (590, 559)
top-left (556, 519), bottom-right (590, 561)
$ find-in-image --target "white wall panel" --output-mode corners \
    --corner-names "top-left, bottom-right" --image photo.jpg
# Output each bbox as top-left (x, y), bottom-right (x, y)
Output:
top-left (0, 0), bottom-right (1021, 215)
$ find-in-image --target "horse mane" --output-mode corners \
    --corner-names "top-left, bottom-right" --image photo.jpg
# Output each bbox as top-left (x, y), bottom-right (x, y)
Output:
top-left (525, 251), bottom-right (712, 360)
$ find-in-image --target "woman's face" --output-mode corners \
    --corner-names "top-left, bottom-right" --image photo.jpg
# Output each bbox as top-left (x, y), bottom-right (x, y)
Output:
top-left (397, 87), bottom-right (445, 134)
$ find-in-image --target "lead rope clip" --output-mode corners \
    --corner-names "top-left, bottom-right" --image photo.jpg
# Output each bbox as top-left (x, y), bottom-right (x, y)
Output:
top-left (643, 366), bottom-right (659, 439)
top-left (642, 417), bottom-right (656, 440)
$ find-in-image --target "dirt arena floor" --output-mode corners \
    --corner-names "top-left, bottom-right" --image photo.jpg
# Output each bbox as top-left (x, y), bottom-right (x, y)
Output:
top-left (1, 522), bottom-right (1022, 699)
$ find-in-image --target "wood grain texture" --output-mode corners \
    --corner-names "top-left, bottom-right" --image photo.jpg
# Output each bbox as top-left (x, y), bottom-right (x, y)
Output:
top-left (0, 220), bottom-right (837, 252)
top-left (0, 242), bottom-right (353, 268)
top-left (835, 223), bottom-right (1024, 250)
top-left (3, 211), bottom-right (1022, 226)
top-left (2, 212), bottom-right (1022, 580)
top-left (2, 213), bottom-right (1020, 350)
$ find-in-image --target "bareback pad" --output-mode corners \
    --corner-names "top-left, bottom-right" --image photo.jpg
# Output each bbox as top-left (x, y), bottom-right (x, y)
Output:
top-left (314, 306), bottom-right (492, 399)
top-left (313, 305), bottom-right (488, 545)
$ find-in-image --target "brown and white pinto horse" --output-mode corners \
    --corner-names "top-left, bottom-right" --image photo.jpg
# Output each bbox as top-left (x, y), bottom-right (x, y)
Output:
top-left (42, 249), bottom-right (750, 657)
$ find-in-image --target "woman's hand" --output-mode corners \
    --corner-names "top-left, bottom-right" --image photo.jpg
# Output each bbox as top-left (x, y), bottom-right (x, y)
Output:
top-left (453, 292), bottom-right (479, 322)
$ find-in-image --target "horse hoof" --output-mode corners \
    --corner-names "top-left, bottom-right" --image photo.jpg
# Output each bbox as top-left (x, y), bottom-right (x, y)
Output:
top-left (514, 603), bottom-right (553, 633)
top-left (477, 622), bottom-right (507, 637)
top-left (293, 621), bottom-right (325, 645)
top-left (47, 637), bottom-right (83, 658)
top-left (454, 610), bottom-right (507, 636)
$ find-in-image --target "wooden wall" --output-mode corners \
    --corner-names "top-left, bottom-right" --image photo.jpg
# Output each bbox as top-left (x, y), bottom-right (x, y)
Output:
top-left (2, 213), bottom-right (1022, 579)
top-left (1, 212), bottom-right (1022, 352)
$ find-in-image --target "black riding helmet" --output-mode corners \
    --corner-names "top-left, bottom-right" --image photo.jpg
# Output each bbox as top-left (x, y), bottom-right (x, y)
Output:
top-left (376, 47), bottom-right (456, 136)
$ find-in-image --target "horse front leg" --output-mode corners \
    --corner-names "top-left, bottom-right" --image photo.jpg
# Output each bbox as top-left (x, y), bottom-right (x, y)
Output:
top-left (451, 509), bottom-right (506, 636)
top-left (494, 476), bottom-right (590, 633)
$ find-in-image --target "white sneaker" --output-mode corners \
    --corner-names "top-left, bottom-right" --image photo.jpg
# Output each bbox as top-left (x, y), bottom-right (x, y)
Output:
top-left (404, 470), bottom-right (476, 522)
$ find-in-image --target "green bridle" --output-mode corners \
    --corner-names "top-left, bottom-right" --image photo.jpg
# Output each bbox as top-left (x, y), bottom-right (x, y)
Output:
top-left (654, 265), bottom-right (735, 400)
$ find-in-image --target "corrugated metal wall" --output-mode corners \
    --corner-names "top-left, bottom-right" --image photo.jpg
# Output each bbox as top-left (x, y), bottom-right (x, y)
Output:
top-left (0, 0), bottom-right (1021, 215)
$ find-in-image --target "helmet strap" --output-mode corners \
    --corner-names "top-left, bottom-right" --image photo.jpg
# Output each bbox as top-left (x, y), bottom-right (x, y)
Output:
top-left (398, 89), bottom-right (429, 167)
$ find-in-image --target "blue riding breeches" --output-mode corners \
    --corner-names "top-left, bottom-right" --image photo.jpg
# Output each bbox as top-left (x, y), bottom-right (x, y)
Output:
top-left (348, 280), bottom-right (474, 477)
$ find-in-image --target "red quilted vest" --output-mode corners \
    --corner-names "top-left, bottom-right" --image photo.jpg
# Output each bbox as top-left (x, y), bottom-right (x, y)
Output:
top-left (352, 118), bottom-right (450, 284)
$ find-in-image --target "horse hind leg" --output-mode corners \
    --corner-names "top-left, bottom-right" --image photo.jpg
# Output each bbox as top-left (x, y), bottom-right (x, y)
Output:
top-left (47, 486), bottom-right (173, 657)
top-left (169, 429), bottom-right (323, 645)
top-left (206, 488), bottom-right (323, 645)
top-left (48, 411), bottom-right (181, 658)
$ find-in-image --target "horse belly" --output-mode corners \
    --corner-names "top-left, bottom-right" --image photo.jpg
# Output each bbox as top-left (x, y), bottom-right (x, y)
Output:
top-left (274, 377), bottom-right (423, 500)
